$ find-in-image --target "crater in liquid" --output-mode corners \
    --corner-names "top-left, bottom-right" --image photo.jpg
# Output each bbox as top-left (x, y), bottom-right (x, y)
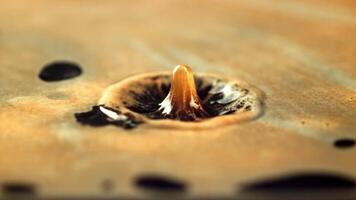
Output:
top-left (124, 75), bottom-right (259, 121)
top-left (89, 72), bottom-right (264, 129)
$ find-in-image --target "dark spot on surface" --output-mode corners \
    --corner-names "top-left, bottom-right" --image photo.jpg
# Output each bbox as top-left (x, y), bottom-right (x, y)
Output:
top-left (75, 105), bottom-right (111, 127)
top-left (39, 61), bottom-right (82, 82)
top-left (135, 175), bottom-right (186, 192)
top-left (2, 182), bottom-right (36, 196)
top-left (101, 179), bottom-right (115, 192)
top-left (242, 172), bottom-right (356, 191)
top-left (75, 105), bottom-right (143, 129)
top-left (334, 138), bottom-right (355, 149)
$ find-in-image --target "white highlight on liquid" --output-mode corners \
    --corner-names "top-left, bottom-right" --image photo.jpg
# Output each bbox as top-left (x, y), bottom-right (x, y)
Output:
top-left (189, 98), bottom-right (199, 109)
top-left (99, 106), bottom-right (128, 121)
top-left (158, 94), bottom-right (173, 115)
top-left (210, 83), bottom-right (241, 104)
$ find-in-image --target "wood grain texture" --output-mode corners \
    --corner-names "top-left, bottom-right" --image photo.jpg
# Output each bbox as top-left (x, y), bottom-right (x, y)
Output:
top-left (0, 0), bottom-right (355, 198)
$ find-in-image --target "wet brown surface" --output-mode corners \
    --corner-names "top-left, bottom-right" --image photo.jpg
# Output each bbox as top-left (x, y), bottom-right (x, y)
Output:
top-left (0, 0), bottom-right (355, 198)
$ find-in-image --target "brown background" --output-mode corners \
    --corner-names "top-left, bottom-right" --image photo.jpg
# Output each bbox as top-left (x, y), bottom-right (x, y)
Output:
top-left (0, 0), bottom-right (355, 198)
